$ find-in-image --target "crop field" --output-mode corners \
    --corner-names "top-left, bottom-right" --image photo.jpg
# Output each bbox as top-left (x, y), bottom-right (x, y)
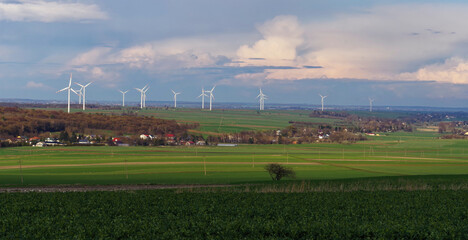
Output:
top-left (47, 107), bottom-right (348, 134)
top-left (1, 131), bottom-right (467, 186)
top-left (1, 187), bottom-right (467, 239)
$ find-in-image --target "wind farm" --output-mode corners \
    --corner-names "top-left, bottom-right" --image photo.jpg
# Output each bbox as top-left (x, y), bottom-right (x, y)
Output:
top-left (1, 0), bottom-right (468, 239)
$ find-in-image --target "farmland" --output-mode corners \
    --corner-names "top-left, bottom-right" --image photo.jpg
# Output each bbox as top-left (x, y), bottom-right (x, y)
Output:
top-left (75, 108), bottom-right (348, 134)
top-left (1, 187), bottom-right (468, 239)
top-left (0, 131), bottom-right (467, 186)
top-left (1, 107), bottom-right (468, 239)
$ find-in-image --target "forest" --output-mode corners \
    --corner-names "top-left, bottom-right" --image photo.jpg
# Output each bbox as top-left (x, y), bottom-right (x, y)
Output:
top-left (0, 107), bottom-right (197, 139)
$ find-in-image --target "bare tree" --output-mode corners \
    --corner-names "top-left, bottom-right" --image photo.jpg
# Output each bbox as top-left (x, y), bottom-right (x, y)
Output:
top-left (265, 164), bottom-right (296, 181)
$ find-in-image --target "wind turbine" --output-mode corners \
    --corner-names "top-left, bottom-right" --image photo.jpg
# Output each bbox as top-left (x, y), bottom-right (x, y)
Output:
top-left (205, 85), bottom-right (216, 111)
top-left (74, 87), bottom-right (82, 104)
top-left (56, 73), bottom-right (77, 113)
top-left (143, 86), bottom-right (149, 108)
top-left (257, 88), bottom-right (267, 110)
top-left (135, 85), bottom-right (148, 109)
top-left (369, 98), bottom-right (375, 112)
top-left (171, 90), bottom-right (181, 108)
top-left (197, 87), bottom-right (208, 109)
top-left (119, 90), bottom-right (129, 107)
top-left (319, 94), bottom-right (327, 111)
top-left (75, 82), bottom-right (92, 110)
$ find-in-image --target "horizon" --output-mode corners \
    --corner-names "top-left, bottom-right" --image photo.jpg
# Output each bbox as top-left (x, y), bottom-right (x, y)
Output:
top-left (2, 97), bottom-right (468, 112)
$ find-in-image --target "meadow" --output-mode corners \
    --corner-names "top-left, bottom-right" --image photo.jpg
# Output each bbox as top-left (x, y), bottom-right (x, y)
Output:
top-left (1, 131), bottom-right (467, 186)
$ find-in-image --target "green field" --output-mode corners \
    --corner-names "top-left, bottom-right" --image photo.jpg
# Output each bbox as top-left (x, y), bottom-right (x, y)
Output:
top-left (51, 107), bottom-right (346, 134)
top-left (1, 131), bottom-right (467, 186)
top-left (1, 187), bottom-right (467, 239)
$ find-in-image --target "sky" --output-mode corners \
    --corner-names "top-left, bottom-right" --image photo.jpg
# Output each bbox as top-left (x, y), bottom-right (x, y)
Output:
top-left (1, 0), bottom-right (468, 107)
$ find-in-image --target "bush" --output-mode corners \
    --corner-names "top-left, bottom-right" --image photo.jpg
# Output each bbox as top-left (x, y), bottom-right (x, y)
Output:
top-left (264, 163), bottom-right (296, 181)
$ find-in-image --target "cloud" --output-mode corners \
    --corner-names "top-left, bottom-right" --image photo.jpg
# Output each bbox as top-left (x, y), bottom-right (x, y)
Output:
top-left (66, 36), bottom-right (240, 83)
top-left (236, 15), bottom-right (304, 66)
top-left (0, 0), bottom-right (107, 22)
top-left (26, 81), bottom-right (46, 88)
top-left (230, 4), bottom-right (468, 85)
top-left (400, 57), bottom-right (468, 84)
top-left (66, 4), bottom-right (468, 88)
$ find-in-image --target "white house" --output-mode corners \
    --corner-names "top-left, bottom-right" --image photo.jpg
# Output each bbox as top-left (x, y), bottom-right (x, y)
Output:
top-left (140, 134), bottom-right (154, 140)
top-left (34, 142), bottom-right (46, 147)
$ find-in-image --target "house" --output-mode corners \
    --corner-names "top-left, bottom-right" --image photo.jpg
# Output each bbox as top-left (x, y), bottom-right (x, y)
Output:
top-left (112, 137), bottom-right (123, 145)
top-left (140, 134), bottom-right (154, 140)
top-left (78, 139), bottom-right (90, 145)
top-left (34, 142), bottom-right (46, 147)
top-left (196, 140), bottom-right (206, 146)
top-left (17, 136), bottom-right (28, 141)
top-left (185, 141), bottom-right (194, 146)
top-left (166, 134), bottom-right (176, 144)
top-left (29, 136), bottom-right (41, 145)
top-left (45, 138), bottom-right (62, 146)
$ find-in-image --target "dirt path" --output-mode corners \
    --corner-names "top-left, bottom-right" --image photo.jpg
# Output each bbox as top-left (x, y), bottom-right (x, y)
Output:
top-left (0, 184), bottom-right (234, 193)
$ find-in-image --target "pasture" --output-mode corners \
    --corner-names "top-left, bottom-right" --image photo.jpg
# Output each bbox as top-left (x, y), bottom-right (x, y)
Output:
top-left (1, 131), bottom-right (467, 186)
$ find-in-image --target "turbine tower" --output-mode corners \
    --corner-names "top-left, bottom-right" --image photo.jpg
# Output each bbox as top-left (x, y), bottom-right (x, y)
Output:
top-left (197, 87), bottom-right (208, 109)
top-left (205, 85), bottom-right (216, 111)
top-left (135, 85), bottom-right (148, 109)
top-left (257, 88), bottom-right (267, 110)
top-left (369, 98), bottom-right (375, 112)
top-left (75, 82), bottom-right (92, 111)
top-left (119, 90), bottom-right (129, 107)
top-left (319, 94), bottom-right (327, 111)
top-left (56, 73), bottom-right (77, 113)
top-left (171, 90), bottom-right (181, 108)
top-left (75, 87), bottom-right (83, 104)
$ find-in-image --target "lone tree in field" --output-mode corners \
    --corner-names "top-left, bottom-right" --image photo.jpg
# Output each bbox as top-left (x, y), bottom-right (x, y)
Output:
top-left (265, 163), bottom-right (296, 181)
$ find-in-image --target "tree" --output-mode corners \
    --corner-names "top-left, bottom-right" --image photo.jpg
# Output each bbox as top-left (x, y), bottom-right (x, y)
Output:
top-left (264, 163), bottom-right (296, 181)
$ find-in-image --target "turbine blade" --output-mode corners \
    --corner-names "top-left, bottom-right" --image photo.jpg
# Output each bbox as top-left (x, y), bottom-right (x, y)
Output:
top-left (57, 87), bottom-right (68, 93)
top-left (211, 85), bottom-right (216, 92)
top-left (75, 83), bottom-right (84, 88)
top-left (70, 88), bottom-right (78, 95)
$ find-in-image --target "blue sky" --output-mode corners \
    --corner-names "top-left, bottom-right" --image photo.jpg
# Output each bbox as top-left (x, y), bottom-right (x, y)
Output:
top-left (1, 0), bottom-right (468, 107)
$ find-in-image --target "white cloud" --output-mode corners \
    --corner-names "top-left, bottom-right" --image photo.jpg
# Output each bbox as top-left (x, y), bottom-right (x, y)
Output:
top-left (26, 81), bottom-right (46, 88)
top-left (401, 57), bottom-right (468, 84)
top-left (236, 15), bottom-right (304, 66)
top-left (67, 35), bottom-right (241, 78)
top-left (0, 0), bottom-right (107, 22)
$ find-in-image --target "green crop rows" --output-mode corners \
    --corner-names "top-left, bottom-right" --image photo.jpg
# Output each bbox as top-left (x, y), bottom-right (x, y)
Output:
top-left (1, 189), bottom-right (467, 239)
